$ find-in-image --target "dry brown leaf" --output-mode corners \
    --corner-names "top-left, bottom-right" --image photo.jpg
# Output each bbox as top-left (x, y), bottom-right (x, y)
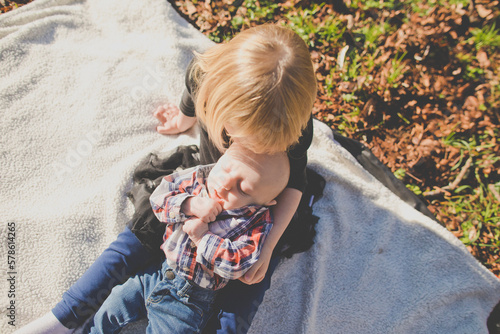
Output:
top-left (477, 50), bottom-right (491, 68)
top-left (463, 96), bottom-right (479, 110)
top-left (476, 5), bottom-right (493, 18)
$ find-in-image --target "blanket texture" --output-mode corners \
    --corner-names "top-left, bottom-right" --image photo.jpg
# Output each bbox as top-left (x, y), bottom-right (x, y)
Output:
top-left (1, 1), bottom-right (499, 333)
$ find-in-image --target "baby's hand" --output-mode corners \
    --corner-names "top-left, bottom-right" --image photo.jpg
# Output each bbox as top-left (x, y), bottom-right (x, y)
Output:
top-left (183, 218), bottom-right (209, 246)
top-left (154, 103), bottom-right (196, 135)
top-left (182, 197), bottom-right (222, 223)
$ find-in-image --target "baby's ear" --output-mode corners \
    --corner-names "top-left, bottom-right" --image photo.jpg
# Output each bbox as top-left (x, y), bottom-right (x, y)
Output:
top-left (265, 199), bottom-right (277, 207)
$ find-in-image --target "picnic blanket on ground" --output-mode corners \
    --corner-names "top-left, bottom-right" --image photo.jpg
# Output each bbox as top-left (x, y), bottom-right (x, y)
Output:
top-left (1, 1), bottom-right (499, 333)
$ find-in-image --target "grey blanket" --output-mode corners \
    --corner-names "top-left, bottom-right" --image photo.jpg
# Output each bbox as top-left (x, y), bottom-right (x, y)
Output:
top-left (1, 1), bottom-right (499, 333)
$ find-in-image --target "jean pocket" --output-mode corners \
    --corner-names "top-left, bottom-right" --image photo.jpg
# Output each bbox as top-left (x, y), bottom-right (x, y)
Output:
top-left (148, 280), bottom-right (172, 304)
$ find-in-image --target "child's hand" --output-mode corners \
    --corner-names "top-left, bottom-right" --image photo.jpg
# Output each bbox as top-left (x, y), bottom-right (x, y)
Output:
top-left (182, 196), bottom-right (223, 223)
top-left (239, 246), bottom-right (272, 285)
top-left (154, 103), bottom-right (196, 135)
top-left (183, 218), bottom-right (209, 246)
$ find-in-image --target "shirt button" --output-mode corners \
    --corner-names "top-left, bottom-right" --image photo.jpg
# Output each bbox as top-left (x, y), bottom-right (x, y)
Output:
top-left (169, 211), bottom-right (175, 219)
top-left (165, 270), bottom-right (175, 280)
top-left (190, 241), bottom-right (196, 248)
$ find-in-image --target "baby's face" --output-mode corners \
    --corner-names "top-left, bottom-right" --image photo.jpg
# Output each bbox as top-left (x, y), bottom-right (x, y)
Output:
top-left (207, 144), bottom-right (287, 210)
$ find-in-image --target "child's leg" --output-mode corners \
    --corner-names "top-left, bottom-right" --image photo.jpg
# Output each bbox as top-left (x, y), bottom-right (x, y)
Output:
top-left (146, 266), bottom-right (215, 334)
top-left (87, 263), bottom-right (214, 334)
top-left (203, 256), bottom-right (281, 334)
top-left (83, 264), bottom-right (159, 334)
top-left (52, 226), bottom-right (156, 329)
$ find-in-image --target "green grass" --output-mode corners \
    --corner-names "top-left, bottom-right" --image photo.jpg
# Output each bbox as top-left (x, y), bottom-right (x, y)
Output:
top-left (350, 0), bottom-right (399, 10)
top-left (469, 23), bottom-right (500, 52)
top-left (231, 0), bottom-right (279, 30)
top-left (340, 52), bottom-right (362, 81)
top-left (387, 52), bottom-right (408, 88)
top-left (433, 130), bottom-right (500, 255)
top-left (442, 131), bottom-right (500, 182)
top-left (357, 21), bottom-right (392, 52)
top-left (441, 185), bottom-right (500, 247)
top-left (285, 3), bottom-right (345, 49)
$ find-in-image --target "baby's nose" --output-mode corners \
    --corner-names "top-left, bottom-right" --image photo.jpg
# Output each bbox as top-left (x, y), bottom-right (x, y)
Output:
top-left (219, 175), bottom-right (235, 191)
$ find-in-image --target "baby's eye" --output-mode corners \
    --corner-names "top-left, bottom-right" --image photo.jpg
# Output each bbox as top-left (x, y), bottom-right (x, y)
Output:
top-left (238, 181), bottom-right (249, 196)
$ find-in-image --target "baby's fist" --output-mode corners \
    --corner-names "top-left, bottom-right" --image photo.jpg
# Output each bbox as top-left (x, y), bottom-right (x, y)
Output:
top-left (183, 218), bottom-right (209, 246)
top-left (182, 196), bottom-right (222, 223)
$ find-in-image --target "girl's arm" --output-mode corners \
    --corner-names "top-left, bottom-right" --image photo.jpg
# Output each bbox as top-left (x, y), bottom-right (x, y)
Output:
top-left (155, 59), bottom-right (198, 135)
top-left (239, 187), bottom-right (302, 284)
top-left (239, 116), bottom-right (313, 283)
top-left (154, 103), bottom-right (197, 135)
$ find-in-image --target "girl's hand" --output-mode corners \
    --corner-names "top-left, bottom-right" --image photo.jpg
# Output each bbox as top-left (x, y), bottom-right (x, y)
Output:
top-left (182, 197), bottom-right (223, 223)
top-left (239, 246), bottom-right (272, 284)
top-left (154, 103), bottom-right (196, 135)
top-left (183, 218), bottom-right (209, 246)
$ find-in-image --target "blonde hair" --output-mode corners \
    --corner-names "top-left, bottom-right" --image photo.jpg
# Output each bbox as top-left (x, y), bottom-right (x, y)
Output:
top-left (191, 24), bottom-right (317, 154)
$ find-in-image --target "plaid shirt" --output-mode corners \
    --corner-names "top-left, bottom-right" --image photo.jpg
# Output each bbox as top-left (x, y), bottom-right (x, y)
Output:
top-left (150, 165), bottom-right (273, 290)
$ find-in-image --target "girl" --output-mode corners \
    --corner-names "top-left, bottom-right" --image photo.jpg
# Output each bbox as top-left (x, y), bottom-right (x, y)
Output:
top-left (16, 24), bottom-right (317, 334)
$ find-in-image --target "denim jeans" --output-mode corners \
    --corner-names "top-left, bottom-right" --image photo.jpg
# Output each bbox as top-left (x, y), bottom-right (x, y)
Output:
top-left (84, 261), bottom-right (216, 334)
top-left (53, 227), bottom-right (155, 328)
top-left (54, 227), bottom-right (280, 333)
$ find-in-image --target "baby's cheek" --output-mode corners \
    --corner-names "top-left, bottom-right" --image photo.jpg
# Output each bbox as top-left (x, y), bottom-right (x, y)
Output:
top-left (229, 195), bottom-right (246, 209)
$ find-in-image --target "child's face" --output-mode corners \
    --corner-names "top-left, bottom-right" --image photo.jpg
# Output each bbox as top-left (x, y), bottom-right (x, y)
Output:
top-left (207, 143), bottom-right (286, 210)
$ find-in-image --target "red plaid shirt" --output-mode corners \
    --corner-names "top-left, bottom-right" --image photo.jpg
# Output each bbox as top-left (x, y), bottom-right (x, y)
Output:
top-left (150, 165), bottom-right (273, 290)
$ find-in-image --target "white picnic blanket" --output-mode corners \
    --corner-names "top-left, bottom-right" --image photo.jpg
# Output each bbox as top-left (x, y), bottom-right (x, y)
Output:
top-left (1, 0), bottom-right (499, 333)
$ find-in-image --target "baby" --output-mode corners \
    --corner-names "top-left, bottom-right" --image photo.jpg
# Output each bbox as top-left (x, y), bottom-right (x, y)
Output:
top-left (84, 142), bottom-right (289, 333)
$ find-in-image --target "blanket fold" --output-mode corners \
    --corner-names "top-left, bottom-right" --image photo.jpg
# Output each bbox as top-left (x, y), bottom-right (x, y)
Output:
top-left (1, 1), bottom-right (499, 333)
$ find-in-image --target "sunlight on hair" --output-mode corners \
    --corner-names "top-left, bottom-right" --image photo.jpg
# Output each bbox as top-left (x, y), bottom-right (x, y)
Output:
top-left (191, 24), bottom-right (317, 154)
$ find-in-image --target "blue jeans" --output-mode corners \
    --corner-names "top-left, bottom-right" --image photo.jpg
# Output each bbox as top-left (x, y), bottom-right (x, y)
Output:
top-left (54, 227), bottom-right (280, 333)
top-left (52, 227), bottom-right (154, 329)
top-left (84, 261), bottom-right (216, 333)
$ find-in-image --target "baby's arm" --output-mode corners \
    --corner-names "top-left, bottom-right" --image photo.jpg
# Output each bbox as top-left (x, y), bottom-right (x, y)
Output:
top-left (150, 168), bottom-right (198, 224)
top-left (150, 167), bottom-right (222, 224)
top-left (181, 196), bottom-right (222, 223)
top-left (192, 209), bottom-right (273, 280)
top-left (183, 218), bottom-right (209, 245)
